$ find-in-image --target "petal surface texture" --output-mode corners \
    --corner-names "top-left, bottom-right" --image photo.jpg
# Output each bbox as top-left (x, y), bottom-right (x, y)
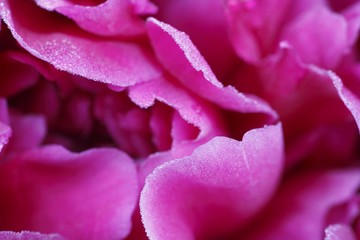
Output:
top-left (0, 146), bottom-right (138, 240)
top-left (140, 124), bottom-right (284, 239)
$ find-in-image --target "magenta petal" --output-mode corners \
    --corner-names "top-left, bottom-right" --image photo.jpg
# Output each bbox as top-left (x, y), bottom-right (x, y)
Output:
top-left (342, 2), bottom-right (360, 47)
top-left (242, 169), bottom-right (360, 240)
top-left (146, 18), bottom-right (278, 120)
top-left (0, 146), bottom-right (138, 239)
top-left (140, 124), bottom-right (284, 239)
top-left (129, 76), bottom-right (224, 138)
top-left (153, 0), bottom-right (238, 79)
top-left (0, 122), bottom-right (11, 153)
top-left (6, 114), bottom-right (46, 153)
top-left (224, 0), bottom-right (291, 62)
top-left (35, 0), bottom-right (157, 36)
top-left (0, 52), bottom-right (39, 97)
top-left (0, 100), bottom-right (11, 153)
top-left (327, 70), bottom-right (360, 133)
top-left (0, 231), bottom-right (63, 240)
top-left (0, 0), bottom-right (161, 87)
top-left (324, 224), bottom-right (357, 240)
top-left (282, 7), bottom-right (348, 68)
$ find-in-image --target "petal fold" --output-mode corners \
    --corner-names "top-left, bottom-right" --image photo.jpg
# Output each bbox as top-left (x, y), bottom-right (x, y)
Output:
top-left (146, 18), bottom-right (278, 120)
top-left (140, 123), bottom-right (284, 239)
top-left (0, 146), bottom-right (138, 240)
top-left (0, 0), bottom-right (161, 87)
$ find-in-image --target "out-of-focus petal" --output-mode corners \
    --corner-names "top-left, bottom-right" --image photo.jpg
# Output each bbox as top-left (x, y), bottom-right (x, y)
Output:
top-left (0, 231), bottom-right (63, 240)
top-left (140, 123), bottom-right (284, 239)
top-left (35, 0), bottom-right (157, 36)
top-left (153, 0), bottom-right (238, 79)
top-left (0, 122), bottom-right (11, 153)
top-left (0, 146), bottom-right (138, 240)
top-left (242, 44), bottom-right (360, 166)
top-left (242, 169), bottom-right (360, 240)
top-left (281, 8), bottom-right (348, 68)
top-left (324, 224), bottom-right (357, 240)
top-left (341, 2), bottom-right (360, 47)
top-left (0, 100), bottom-right (11, 153)
top-left (0, 0), bottom-right (161, 87)
top-left (224, 0), bottom-right (291, 62)
top-left (5, 114), bottom-right (46, 153)
top-left (146, 18), bottom-right (278, 120)
top-left (0, 52), bottom-right (39, 97)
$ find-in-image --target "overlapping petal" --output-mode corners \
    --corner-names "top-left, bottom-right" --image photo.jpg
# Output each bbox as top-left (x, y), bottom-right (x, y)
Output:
top-left (241, 169), bottom-right (360, 240)
top-left (140, 123), bottom-right (284, 239)
top-left (0, 0), bottom-right (161, 87)
top-left (0, 146), bottom-right (139, 239)
top-left (225, 0), bottom-right (353, 69)
top-left (35, 0), bottom-right (157, 36)
top-left (281, 7), bottom-right (348, 68)
top-left (146, 18), bottom-right (278, 120)
top-left (153, 0), bottom-right (237, 79)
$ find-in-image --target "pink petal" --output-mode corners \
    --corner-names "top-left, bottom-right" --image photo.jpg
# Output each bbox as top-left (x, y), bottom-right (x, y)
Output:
top-left (281, 7), bottom-right (348, 68)
top-left (342, 2), bottom-right (360, 47)
top-left (171, 111), bottom-right (199, 146)
top-left (0, 52), bottom-right (39, 97)
top-left (0, 231), bottom-right (63, 240)
top-left (328, 0), bottom-right (360, 13)
top-left (140, 123), bottom-right (284, 239)
top-left (242, 169), bottom-right (360, 240)
top-left (35, 0), bottom-right (157, 36)
top-left (0, 146), bottom-right (138, 239)
top-left (153, 0), bottom-right (238, 79)
top-left (5, 114), bottom-right (46, 153)
top-left (0, 100), bottom-right (11, 153)
top-left (325, 70), bottom-right (360, 133)
top-left (248, 45), bottom-right (360, 166)
top-left (130, 75), bottom-right (227, 181)
top-left (224, 0), bottom-right (292, 62)
top-left (325, 196), bottom-right (360, 226)
top-left (94, 91), bottom-right (155, 158)
top-left (0, 122), bottom-right (11, 153)
top-left (149, 102), bottom-right (173, 151)
top-left (129, 76), bottom-right (224, 138)
top-left (324, 224), bottom-right (357, 240)
top-left (0, 100), bottom-right (9, 124)
top-left (0, 0), bottom-right (161, 87)
top-left (146, 18), bottom-right (278, 120)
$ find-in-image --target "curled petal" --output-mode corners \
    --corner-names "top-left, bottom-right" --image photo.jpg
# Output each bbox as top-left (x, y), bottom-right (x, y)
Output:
top-left (153, 0), bottom-right (238, 79)
top-left (129, 77), bottom-right (223, 138)
top-left (140, 123), bottom-right (284, 239)
top-left (35, 0), bottom-right (157, 36)
top-left (224, 0), bottom-right (292, 62)
top-left (146, 18), bottom-right (278, 120)
top-left (242, 169), bottom-right (360, 240)
top-left (323, 69), bottom-right (360, 133)
top-left (0, 146), bottom-right (138, 239)
top-left (281, 8), bottom-right (348, 68)
top-left (0, 0), bottom-right (161, 87)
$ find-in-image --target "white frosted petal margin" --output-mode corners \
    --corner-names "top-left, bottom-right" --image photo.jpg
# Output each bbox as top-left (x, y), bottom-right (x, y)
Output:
top-left (328, 70), bottom-right (360, 133)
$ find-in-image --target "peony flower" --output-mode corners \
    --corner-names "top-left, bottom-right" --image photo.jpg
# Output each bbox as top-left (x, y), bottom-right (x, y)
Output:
top-left (0, 0), bottom-right (359, 240)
